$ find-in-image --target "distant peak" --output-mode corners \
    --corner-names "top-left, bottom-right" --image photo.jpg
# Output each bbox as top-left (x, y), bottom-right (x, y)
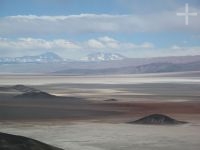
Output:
top-left (38, 52), bottom-right (62, 59)
top-left (81, 52), bottom-right (127, 62)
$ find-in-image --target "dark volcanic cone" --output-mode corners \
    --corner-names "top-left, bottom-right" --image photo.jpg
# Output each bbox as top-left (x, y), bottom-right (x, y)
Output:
top-left (0, 132), bottom-right (63, 150)
top-left (128, 114), bottom-right (187, 125)
top-left (15, 91), bottom-right (56, 99)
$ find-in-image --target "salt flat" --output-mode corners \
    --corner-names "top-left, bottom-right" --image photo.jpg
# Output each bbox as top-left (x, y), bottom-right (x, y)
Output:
top-left (1, 72), bottom-right (200, 85)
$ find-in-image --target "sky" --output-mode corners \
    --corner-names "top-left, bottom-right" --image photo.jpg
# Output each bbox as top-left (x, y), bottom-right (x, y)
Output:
top-left (0, 0), bottom-right (200, 59)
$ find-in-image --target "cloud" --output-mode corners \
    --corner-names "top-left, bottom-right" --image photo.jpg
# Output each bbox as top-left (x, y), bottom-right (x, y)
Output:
top-left (52, 39), bottom-right (80, 49)
top-left (1, 36), bottom-right (200, 59)
top-left (0, 37), bottom-right (81, 57)
top-left (168, 46), bottom-right (200, 56)
top-left (0, 36), bottom-right (154, 58)
top-left (170, 44), bottom-right (200, 56)
top-left (87, 39), bottom-right (105, 49)
top-left (124, 46), bottom-right (200, 58)
top-left (0, 6), bottom-right (200, 36)
top-left (0, 14), bottom-right (122, 36)
top-left (98, 36), bottom-right (117, 43)
top-left (0, 37), bottom-right (80, 50)
top-left (86, 37), bottom-right (154, 50)
top-left (171, 45), bottom-right (181, 50)
top-left (140, 42), bottom-right (155, 49)
top-left (97, 36), bottom-right (119, 49)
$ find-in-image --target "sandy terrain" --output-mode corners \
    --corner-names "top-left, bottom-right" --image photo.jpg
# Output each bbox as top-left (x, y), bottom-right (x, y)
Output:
top-left (0, 122), bottom-right (200, 150)
top-left (1, 72), bottom-right (200, 85)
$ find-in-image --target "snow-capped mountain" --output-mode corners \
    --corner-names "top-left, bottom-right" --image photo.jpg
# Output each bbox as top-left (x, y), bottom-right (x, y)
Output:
top-left (0, 52), bottom-right (63, 63)
top-left (81, 52), bottom-right (127, 62)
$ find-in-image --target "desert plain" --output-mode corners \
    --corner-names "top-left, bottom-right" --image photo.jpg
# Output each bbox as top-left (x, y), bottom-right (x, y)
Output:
top-left (0, 72), bottom-right (200, 150)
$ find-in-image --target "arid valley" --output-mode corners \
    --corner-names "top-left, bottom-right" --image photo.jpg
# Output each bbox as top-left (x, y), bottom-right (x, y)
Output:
top-left (0, 72), bottom-right (200, 150)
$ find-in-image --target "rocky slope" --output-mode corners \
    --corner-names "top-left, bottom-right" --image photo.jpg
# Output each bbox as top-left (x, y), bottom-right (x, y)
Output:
top-left (0, 132), bottom-right (63, 150)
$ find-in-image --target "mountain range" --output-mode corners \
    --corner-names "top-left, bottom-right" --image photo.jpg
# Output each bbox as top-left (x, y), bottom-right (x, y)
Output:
top-left (55, 61), bottom-right (200, 75)
top-left (0, 52), bottom-right (63, 63)
top-left (81, 52), bottom-right (126, 61)
top-left (0, 52), bottom-right (200, 74)
top-left (0, 52), bottom-right (126, 64)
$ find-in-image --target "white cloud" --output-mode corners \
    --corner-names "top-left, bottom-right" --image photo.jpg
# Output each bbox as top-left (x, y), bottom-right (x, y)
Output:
top-left (87, 39), bottom-right (105, 49)
top-left (106, 41), bottom-right (120, 49)
top-left (0, 38), bottom-right (81, 57)
top-left (0, 36), bottom-right (154, 51)
top-left (0, 38), bottom-right (80, 50)
top-left (86, 37), bottom-right (153, 50)
top-left (98, 36), bottom-right (120, 49)
top-left (0, 7), bottom-right (200, 36)
top-left (52, 39), bottom-right (80, 49)
top-left (1, 36), bottom-right (200, 59)
top-left (168, 46), bottom-right (200, 56)
top-left (124, 46), bottom-right (200, 58)
top-left (171, 45), bottom-right (181, 50)
top-left (141, 42), bottom-right (155, 48)
top-left (0, 36), bottom-right (154, 58)
top-left (98, 36), bottom-right (117, 43)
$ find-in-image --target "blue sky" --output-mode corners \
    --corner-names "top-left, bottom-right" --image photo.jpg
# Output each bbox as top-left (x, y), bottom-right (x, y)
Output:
top-left (0, 0), bottom-right (200, 59)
